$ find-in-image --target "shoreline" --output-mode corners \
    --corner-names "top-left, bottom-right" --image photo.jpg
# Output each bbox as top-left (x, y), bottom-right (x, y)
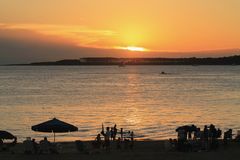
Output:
top-left (2, 55), bottom-right (240, 66)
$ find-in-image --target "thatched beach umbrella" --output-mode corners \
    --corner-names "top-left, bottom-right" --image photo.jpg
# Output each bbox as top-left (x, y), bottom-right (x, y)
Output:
top-left (31, 118), bottom-right (78, 142)
top-left (0, 130), bottom-right (16, 140)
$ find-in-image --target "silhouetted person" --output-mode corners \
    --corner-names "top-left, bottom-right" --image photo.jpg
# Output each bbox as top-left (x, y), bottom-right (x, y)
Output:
top-left (39, 137), bottom-right (51, 154)
top-left (203, 125), bottom-right (209, 150)
top-left (105, 127), bottom-right (111, 140)
top-left (113, 124), bottom-right (117, 140)
top-left (93, 134), bottom-right (102, 149)
top-left (228, 129), bottom-right (233, 140)
top-left (208, 124), bottom-right (218, 149)
top-left (103, 127), bottom-right (111, 151)
top-left (32, 139), bottom-right (38, 154)
top-left (194, 128), bottom-right (201, 140)
top-left (217, 128), bottom-right (222, 139)
top-left (0, 139), bottom-right (3, 151)
top-left (120, 128), bottom-right (123, 140)
top-left (188, 125), bottom-right (197, 140)
top-left (176, 127), bottom-right (187, 151)
top-left (96, 134), bottom-right (101, 142)
top-left (203, 125), bottom-right (209, 141)
top-left (130, 131), bottom-right (134, 150)
top-left (40, 137), bottom-right (50, 145)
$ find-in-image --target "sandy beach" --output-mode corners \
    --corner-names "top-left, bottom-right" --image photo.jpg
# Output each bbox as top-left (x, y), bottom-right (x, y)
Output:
top-left (1, 140), bottom-right (240, 160)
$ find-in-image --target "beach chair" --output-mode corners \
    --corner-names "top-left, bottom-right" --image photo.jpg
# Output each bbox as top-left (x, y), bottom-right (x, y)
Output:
top-left (49, 143), bottom-right (60, 154)
top-left (75, 140), bottom-right (89, 154)
top-left (56, 143), bottom-right (63, 153)
top-left (39, 141), bottom-right (51, 154)
top-left (164, 140), bottom-right (172, 151)
top-left (237, 130), bottom-right (240, 137)
top-left (235, 130), bottom-right (240, 141)
top-left (23, 137), bottom-right (34, 154)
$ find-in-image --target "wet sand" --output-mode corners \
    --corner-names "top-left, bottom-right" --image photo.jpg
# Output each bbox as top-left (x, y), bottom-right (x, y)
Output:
top-left (0, 141), bottom-right (240, 160)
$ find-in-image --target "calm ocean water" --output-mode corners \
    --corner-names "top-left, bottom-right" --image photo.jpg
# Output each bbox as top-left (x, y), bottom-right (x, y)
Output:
top-left (0, 65), bottom-right (240, 142)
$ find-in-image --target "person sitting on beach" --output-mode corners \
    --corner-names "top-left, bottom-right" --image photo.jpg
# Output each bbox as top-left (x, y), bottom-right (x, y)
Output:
top-left (40, 137), bottom-right (50, 145)
top-left (39, 137), bottom-right (51, 154)
top-left (32, 139), bottom-right (38, 154)
top-left (224, 129), bottom-right (233, 145)
top-left (93, 134), bottom-right (102, 149)
top-left (96, 134), bottom-right (101, 142)
top-left (165, 139), bottom-right (175, 152)
top-left (23, 137), bottom-right (34, 154)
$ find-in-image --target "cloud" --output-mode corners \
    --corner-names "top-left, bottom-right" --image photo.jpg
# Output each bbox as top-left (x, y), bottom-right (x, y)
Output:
top-left (0, 26), bottom-right (120, 64)
top-left (0, 23), bottom-right (118, 48)
top-left (0, 25), bottom-right (153, 64)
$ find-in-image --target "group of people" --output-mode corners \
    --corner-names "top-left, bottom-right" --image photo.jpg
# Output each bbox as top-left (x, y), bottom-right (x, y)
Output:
top-left (23, 137), bottom-right (59, 154)
top-left (2, 123), bottom-right (238, 154)
top-left (92, 124), bottom-right (134, 151)
top-left (172, 124), bottom-right (235, 152)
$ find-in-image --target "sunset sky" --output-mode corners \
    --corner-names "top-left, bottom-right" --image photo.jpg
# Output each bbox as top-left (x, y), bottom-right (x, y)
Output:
top-left (0, 0), bottom-right (240, 64)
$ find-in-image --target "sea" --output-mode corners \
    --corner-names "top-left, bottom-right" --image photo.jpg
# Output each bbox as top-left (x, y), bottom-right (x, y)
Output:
top-left (0, 65), bottom-right (239, 142)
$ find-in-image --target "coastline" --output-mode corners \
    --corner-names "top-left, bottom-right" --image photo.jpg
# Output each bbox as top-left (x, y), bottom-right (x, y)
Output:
top-left (3, 55), bottom-right (240, 66)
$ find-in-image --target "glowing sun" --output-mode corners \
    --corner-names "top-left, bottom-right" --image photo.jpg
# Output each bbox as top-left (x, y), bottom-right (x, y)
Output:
top-left (117, 46), bottom-right (147, 52)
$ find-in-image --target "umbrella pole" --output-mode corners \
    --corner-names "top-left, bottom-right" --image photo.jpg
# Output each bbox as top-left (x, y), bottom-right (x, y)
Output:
top-left (54, 132), bottom-right (55, 142)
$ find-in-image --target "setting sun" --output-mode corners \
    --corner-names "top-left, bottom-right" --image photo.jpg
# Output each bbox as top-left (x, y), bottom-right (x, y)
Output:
top-left (117, 46), bottom-right (147, 52)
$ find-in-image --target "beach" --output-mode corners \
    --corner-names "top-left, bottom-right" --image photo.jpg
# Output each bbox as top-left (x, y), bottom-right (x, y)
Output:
top-left (1, 140), bottom-right (240, 160)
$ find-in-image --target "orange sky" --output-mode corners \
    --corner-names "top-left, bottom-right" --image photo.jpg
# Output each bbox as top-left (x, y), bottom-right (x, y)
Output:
top-left (0, 0), bottom-right (240, 61)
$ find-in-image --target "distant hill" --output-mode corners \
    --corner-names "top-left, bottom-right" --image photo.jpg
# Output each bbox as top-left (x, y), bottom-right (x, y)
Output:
top-left (14, 55), bottom-right (240, 66)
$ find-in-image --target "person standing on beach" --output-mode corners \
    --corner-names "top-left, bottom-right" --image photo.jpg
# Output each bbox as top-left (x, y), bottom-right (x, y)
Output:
top-left (110, 127), bottom-right (114, 141)
top-left (113, 124), bottom-right (118, 141)
top-left (203, 125), bottom-right (209, 150)
top-left (104, 127), bottom-right (111, 151)
top-left (130, 131), bottom-right (134, 150)
top-left (120, 128), bottom-right (123, 140)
